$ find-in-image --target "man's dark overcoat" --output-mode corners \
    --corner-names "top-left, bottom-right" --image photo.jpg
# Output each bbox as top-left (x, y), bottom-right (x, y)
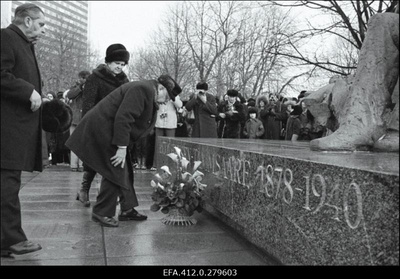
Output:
top-left (66, 80), bottom-right (158, 189)
top-left (185, 92), bottom-right (218, 138)
top-left (1, 24), bottom-right (44, 172)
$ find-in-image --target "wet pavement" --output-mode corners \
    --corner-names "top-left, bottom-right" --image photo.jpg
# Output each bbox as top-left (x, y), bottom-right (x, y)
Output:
top-left (1, 165), bottom-right (276, 266)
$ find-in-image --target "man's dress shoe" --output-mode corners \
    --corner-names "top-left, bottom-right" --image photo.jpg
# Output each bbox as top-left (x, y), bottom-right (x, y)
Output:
top-left (91, 212), bottom-right (119, 227)
top-left (6, 240), bottom-right (42, 255)
top-left (118, 208), bottom-right (147, 221)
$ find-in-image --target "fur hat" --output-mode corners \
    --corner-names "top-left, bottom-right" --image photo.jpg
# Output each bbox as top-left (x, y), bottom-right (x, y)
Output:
top-left (256, 94), bottom-right (269, 106)
top-left (196, 82), bottom-right (208, 91)
top-left (158, 74), bottom-right (182, 101)
top-left (284, 98), bottom-right (298, 107)
top-left (247, 98), bottom-right (256, 107)
top-left (248, 107), bottom-right (258, 114)
top-left (42, 100), bottom-right (73, 133)
top-left (227, 89), bottom-right (239, 97)
top-left (290, 105), bottom-right (303, 116)
top-left (105, 43), bottom-right (130, 64)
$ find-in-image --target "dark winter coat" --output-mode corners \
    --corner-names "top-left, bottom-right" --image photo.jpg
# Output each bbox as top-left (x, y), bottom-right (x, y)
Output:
top-left (185, 92), bottom-right (218, 138)
top-left (82, 64), bottom-right (129, 116)
top-left (285, 115), bottom-right (302, 140)
top-left (217, 99), bottom-right (246, 138)
top-left (67, 83), bottom-right (84, 125)
top-left (1, 24), bottom-right (44, 171)
top-left (261, 101), bottom-right (288, 140)
top-left (243, 118), bottom-right (265, 139)
top-left (66, 80), bottom-right (159, 189)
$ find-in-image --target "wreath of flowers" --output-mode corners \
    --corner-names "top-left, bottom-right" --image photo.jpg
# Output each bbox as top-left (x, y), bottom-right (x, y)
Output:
top-left (150, 147), bottom-right (207, 217)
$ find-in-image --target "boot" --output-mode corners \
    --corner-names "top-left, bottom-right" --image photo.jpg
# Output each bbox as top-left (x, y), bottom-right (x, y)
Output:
top-left (76, 170), bottom-right (96, 207)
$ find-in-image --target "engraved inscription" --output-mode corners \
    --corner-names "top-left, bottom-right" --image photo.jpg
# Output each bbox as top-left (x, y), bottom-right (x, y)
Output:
top-left (158, 141), bottom-right (364, 229)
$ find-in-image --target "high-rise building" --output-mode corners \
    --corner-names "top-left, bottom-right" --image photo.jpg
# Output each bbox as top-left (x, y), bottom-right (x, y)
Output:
top-left (1, 1), bottom-right (89, 46)
top-left (1, 1), bottom-right (91, 91)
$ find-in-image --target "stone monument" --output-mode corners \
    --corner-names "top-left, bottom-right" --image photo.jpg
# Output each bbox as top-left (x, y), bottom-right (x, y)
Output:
top-left (302, 11), bottom-right (399, 152)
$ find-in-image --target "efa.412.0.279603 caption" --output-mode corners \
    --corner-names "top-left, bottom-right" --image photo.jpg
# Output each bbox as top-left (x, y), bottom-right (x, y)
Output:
top-left (163, 268), bottom-right (238, 277)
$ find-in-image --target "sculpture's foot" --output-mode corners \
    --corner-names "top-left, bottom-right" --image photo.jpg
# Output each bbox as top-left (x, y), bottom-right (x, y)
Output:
top-left (310, 125), bottom-right (377, 152)
top-left (373, 130), bottom-right (399, 152)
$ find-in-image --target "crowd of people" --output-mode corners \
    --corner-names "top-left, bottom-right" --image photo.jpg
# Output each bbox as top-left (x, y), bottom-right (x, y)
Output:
top-left (3, 2), bottom-right (396, 257)
top-left (46, 56), bottom-right (325, 176)
top-left (0, 4), bottom-right (325, 255)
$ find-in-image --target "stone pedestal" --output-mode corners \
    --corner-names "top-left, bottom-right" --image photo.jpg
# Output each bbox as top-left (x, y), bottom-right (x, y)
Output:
top-left (156, 137), bottom-right (399, 265)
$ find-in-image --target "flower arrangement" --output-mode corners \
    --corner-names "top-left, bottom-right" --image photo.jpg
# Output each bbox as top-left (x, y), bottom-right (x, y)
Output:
top-left (150, 147), bottom-right (207, 218)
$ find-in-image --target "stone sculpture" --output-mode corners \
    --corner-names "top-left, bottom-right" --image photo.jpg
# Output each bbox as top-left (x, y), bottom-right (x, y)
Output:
top-left (302, 11), bottom-right (399, 152)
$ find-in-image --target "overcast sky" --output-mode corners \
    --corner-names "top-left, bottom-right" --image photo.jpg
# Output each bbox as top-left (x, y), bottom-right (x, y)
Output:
top-left (88, 1), bottom-right (329, 54)
top-left (89, 1), bottom-right (171, 56)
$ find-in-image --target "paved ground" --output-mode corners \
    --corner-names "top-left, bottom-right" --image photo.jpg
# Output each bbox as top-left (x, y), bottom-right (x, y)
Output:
top-left (1, 165), bottom-right (277, 266)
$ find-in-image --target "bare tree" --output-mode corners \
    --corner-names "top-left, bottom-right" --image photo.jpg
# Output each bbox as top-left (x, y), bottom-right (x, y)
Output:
top-left (268, 0), bottom-right (397, 76)
top-left (36, 15), bottom-right (94, 93)
top-left (177, 1), bottom-right (244, 89)
top-left (128, 3), bottom-right (198, 100)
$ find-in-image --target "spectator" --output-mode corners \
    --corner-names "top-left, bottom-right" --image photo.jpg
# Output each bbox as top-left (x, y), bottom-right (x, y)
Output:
top-left (243, 107), bottom-right (265, 139)
top-left (217, 90), bottom-right (246, 138)
top-left (76, 43), bottom-right (130, 207)
top-left (67, 70), bottom-right (91, 171)
top-left (175, 100), bottom-right (189, 137)
top-left (264, 94), bottom-right (288, 140)
top-left (153, 81), bottom-right (183, 168)
top-left (131, 136), bottom-right (148, 170)
top-left (256, 94), bottom-right (269, 139)
top-left (1, 3), bottom-right (46, 256)
top-left (247, 98), bottom-right (256, 108)
top-left (285, 105), bottom-right (303, 141)
top-left (48, 92), bottom-right (71, 166)
top-left (185, 82), bottom-right (218, 138)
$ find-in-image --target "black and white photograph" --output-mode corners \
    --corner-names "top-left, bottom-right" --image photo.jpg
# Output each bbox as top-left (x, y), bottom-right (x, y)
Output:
top-left (1, 0), bottom-right (398, 270)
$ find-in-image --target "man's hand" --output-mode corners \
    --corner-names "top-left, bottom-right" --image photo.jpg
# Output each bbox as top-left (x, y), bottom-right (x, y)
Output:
top-left (110, 147), bottom-right (127, 168)
top-left (30, 89), bottom-right (42, 112)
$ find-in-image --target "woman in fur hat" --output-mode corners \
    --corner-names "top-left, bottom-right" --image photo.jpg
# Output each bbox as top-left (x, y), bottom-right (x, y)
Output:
top-left (66, 75), bottom-right (182, 227)
top-left (76, 43), bottom-right (130, 207)
top-left (217, 89), bottom-right (246, 138)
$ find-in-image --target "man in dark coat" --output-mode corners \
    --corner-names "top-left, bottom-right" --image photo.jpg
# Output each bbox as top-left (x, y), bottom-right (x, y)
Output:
top-left (185, 82), bottom-right (218, 138)
top-left (66, 75), bottom-right (182, 227)
top-left (217, 90), bottom-right (246, 138)
top-left (1, 3), bottom-right (46, 257)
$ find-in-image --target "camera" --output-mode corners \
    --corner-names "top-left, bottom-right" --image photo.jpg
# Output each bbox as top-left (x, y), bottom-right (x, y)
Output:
top-left (160, 113), bottom-right (167, 119)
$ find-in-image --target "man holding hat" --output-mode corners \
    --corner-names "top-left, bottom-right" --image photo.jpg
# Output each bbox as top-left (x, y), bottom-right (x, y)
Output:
top-left (66, 75), bottom-right (182, 227)
top-left (1, 3), bottom-right (47, 257)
